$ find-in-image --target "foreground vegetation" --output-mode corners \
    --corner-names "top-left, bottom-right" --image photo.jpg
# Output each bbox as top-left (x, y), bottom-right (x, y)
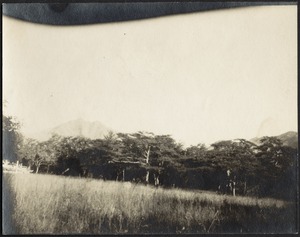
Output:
top-left (4, 173), bottom-right (296, 234)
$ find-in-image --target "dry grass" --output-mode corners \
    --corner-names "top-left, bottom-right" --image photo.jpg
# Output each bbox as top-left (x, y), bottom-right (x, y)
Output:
top-left (3, 173), bottom-right (296, 234)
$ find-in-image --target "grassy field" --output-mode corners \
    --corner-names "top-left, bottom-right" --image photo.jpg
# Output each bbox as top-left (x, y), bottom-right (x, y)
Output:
top-left (3, 173), bottom-right (297, 234)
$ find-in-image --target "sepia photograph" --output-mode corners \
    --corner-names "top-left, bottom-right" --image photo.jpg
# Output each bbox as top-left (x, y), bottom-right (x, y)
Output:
top-left (2, 2), bottom-right (298, 234)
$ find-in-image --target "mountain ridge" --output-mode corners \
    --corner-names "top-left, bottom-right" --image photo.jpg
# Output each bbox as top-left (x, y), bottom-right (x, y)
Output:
top-left (27, 120), bottom-right (298, 149)
top-left (28, 119), bottom-right (112, 141)
top-left (250, 131), bottom-right (298, 149)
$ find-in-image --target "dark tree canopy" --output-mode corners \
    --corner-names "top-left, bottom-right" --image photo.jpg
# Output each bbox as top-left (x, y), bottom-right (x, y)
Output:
top-left (7, 121), bottom-right (297, 201)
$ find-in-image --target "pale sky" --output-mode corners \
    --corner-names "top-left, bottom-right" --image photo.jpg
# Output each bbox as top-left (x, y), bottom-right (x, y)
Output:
top-left (3, 6), bottom-right (297, 146)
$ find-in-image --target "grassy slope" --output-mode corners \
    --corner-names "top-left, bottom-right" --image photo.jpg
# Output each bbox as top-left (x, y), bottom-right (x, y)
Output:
top-left (3, 173), bottom-right (297, 234)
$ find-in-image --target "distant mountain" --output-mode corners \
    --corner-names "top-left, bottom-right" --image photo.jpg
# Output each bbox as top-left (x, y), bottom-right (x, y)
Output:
top-left (277, 131), bottom-right (298, 148)
top-left (29, 119), bottom-right (112, 141)
top-left (250, 131), bottom-right (298, 149)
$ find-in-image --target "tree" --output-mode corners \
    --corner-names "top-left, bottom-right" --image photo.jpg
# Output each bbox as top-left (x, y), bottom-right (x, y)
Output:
top-left (18, 138), bottom-right (56, 173)
top-left (3, 115), bottom-right (23, 163)
top-left (186, 143), bottom-right (207, 158)
top-left (256, 137), bottom-right (284, 180)
top-left (114, 132), bottom-right (184, 185)
top-left (77, 138), bottom-right (119, 178)
top-left (53, 136), bottom-right (92, 175)
top-left (202, 139), bottom-right (259, 195)
top-left (256, 136), bottom-right (297, 198)
top-left (103, 130), bottom-right (118, 146)
top-left (115, 132), bottom-right (155, 182)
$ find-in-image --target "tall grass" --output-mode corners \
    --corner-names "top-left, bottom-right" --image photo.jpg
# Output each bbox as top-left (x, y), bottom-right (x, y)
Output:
top-left (3, 173), bottom-right (296, 234)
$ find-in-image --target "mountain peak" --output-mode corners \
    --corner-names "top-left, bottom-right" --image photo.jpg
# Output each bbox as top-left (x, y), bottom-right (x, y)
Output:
top-left (29, 119), bottom-right (112, 141)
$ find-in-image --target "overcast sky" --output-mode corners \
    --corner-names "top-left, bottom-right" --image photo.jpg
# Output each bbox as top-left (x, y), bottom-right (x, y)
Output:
top-left (3, 6), bottom-right (297, 146)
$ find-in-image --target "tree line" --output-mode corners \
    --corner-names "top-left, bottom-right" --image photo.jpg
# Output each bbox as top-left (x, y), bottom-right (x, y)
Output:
top-left (3, 115), bottom-right (297, 200)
